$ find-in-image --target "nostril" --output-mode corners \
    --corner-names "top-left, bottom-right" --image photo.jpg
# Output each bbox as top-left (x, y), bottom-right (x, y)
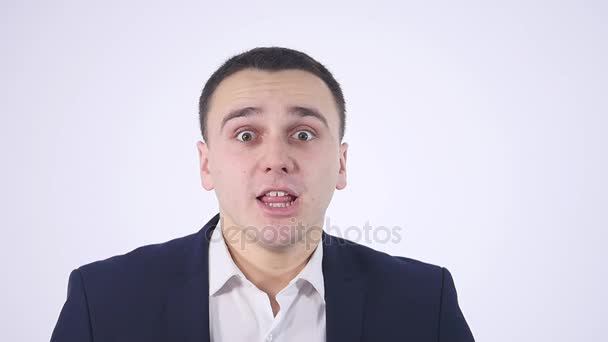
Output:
top-left (265, 167), bottom-right (289, 173)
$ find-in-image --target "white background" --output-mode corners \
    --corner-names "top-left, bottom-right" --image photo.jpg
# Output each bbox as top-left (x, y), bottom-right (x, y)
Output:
top-left (1, 1), bottom-right (606, 341)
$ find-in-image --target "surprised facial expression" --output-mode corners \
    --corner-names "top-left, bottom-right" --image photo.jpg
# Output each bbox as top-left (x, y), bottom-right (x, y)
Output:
top-left (197, 69), bottom-right (348, 248)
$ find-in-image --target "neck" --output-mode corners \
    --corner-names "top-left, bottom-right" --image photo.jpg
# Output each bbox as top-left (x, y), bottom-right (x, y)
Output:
top-left (219, 215), bottom-right (323, 297)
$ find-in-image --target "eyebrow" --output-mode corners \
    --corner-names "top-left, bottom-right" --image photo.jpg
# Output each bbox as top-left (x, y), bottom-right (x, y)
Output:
top-left (220, 106), bottom-right (329, 131)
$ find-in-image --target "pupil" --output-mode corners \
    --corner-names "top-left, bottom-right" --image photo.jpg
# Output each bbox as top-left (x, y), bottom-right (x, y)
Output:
top-left (243, 133), bottom-right (251, 141)
top-left (298, 132), bottom-right (308, 140)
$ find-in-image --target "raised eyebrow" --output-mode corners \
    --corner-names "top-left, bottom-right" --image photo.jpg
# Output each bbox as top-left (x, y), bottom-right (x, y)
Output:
top-left (289, 106), bottom-right (329, 128)
top-left (220, 105), bottom-right (329, 132)
top-left (220, 107), bottom-right (261, 132)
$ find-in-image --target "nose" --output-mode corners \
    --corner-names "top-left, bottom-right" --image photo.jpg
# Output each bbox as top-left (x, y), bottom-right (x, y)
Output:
top-left (260, 137), bottom-right (296, 175)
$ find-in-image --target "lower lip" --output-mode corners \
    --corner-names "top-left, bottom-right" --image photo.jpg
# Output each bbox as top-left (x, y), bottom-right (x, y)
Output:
top-left (256, 196), bottom-right (300, 217)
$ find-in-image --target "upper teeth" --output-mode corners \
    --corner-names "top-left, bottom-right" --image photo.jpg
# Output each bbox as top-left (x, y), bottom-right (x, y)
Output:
top-left (265, 191), bottom-right (288, 197)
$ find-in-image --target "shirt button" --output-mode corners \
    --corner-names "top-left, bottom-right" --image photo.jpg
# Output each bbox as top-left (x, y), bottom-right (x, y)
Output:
top-left (266, 333), bottom-right (273, 341)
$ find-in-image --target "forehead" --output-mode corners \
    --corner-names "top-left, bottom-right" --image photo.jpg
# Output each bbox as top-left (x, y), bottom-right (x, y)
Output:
top-left (208, 68), bottom-right (338, 118)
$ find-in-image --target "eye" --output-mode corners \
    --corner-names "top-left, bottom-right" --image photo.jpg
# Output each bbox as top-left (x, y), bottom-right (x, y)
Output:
top-left (236, 130), bottom-right (256, 142)
top-left (291, 130), bottom-right (316, 141)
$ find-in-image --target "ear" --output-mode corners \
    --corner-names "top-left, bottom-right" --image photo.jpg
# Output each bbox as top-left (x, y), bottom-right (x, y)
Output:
top-left (197, 141), bottom-right (215, 190)
top-left (336, 142), bottom-right (348, 190)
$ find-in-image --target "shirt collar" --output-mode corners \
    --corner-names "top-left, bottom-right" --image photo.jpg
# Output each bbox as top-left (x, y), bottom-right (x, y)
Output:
top-left (208, 226), bottom-right (325, 300)
top-left (290, 235), bottom-right (325, 299)
top-left (208, 225), bottom-right (245, 296)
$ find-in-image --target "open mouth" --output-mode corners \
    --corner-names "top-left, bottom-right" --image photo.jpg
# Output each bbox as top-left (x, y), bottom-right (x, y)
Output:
top-left (256, 190), bottom-right (298, 208)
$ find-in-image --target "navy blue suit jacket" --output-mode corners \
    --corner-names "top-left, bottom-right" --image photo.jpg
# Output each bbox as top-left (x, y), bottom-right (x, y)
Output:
top-left (52, 213), bottom-right (474, 341)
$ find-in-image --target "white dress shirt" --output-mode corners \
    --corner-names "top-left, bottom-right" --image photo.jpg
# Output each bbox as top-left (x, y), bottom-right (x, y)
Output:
top-left (208, 226), bottom-right (326, 342)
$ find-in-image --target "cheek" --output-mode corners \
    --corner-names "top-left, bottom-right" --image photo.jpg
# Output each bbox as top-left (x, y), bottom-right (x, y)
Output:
top-left (302, 150), bottom-right (340, 195)
top-left (211, 150), bottom-right (254, 196)
top-left (212, 144), bottom-right (253, 172)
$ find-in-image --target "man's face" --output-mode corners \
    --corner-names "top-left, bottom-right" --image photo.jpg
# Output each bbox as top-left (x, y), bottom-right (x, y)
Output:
top-left (197, 68), bottom-right (347, 249)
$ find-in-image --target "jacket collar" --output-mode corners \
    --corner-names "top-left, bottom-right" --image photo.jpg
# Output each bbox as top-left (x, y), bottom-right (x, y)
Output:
top-left (165, 213), bottom-right (366, 342)
top-left (208, 221), bottom-right (326, 301)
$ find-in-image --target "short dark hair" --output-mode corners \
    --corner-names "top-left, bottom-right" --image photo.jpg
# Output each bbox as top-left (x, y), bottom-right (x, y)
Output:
top-left (198, 47), bottom-right (346, 142)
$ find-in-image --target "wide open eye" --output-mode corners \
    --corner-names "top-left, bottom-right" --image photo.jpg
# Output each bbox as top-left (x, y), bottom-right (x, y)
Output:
top-left (236, 130), bottom-right (257, 142)
top-left (291, 130), bottom-right (316, 141)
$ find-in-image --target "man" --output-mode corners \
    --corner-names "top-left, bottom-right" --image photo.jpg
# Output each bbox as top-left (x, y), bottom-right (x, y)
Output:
top-left (51, 47), bottom-right (475, 341)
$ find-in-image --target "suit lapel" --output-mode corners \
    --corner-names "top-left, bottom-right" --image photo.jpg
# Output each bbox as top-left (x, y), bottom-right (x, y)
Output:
top-left (166, 271), bottom-right (210, 342)
top-left (165, 213), bottom-right (219, 342)
top-left (323, 232), bottom-right (367, 342)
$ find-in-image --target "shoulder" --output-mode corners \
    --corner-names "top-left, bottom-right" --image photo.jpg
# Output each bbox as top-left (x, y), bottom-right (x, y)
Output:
top-left (325, 236), bottom-right (473, 340)
top-left (328, 234), bottom-right (446, 294)
top-left (58, 229), bottom-right (209, 337)
top-left (330, 233), bottom-right (444, 274)
top-left (76, 229), bottom-right (204, 293)
top-left (326, 234), bottom-right (457, 329)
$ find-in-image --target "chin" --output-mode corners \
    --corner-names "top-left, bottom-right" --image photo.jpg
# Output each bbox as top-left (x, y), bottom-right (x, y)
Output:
top-left (252, 222), bottom-right (300, 246)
